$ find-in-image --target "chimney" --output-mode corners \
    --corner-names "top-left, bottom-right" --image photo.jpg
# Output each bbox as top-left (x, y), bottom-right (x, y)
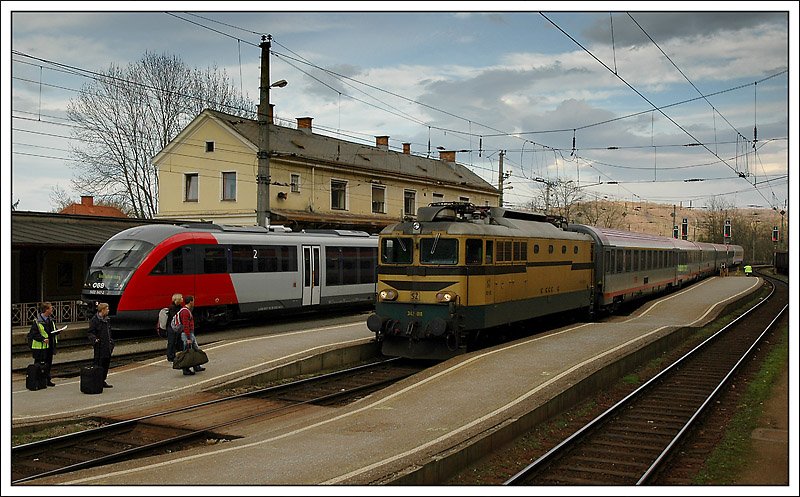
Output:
top-left (257, 103), bottom-right (276, 124)
top-left (402, 143), bottom-right (411, 155)
top-left (297, 117), bottom-right (313, 133)
top-left (81, 195), bottom-right (94, 207)
top-left (439, 150), bottom-right (456, 163)
top-left (375, 136), bottom-right (389, 150)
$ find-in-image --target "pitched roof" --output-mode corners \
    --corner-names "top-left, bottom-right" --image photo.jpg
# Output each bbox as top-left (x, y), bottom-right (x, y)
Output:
top-left (202, 109), bottom-right (498, 194)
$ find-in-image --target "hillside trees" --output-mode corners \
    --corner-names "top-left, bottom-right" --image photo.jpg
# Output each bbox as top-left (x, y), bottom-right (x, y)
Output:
top-left (67, 52), bottom-right (253, 218)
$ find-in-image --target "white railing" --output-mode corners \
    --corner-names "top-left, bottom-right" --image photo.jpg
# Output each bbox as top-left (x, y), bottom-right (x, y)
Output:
top-left (12, 301), bottom-right (91, 327)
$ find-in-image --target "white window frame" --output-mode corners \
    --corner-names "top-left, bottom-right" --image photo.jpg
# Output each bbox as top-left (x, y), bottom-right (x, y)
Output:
top-left (404, 189), bottom-right (416, 216)
top-left (184, 172), bottom-right (199, 202)
top-left (371, 185), bottom-right (386, 214)
top-left (221, 171), bottom-right (236, 201)
top-left (290, 173), bottom-right (301, 193)
top-left (331, 178), bottom-right (348, 211)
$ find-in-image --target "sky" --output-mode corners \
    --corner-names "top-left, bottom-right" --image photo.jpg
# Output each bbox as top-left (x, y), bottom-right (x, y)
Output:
top-left (3, 2), bottom-right (796, 218)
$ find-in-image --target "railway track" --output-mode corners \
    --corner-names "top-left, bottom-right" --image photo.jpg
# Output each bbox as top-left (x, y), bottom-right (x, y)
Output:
top-left (11, 357), bottom-right (427, 484)
top-left (504, 274), bottom-right (787, 486)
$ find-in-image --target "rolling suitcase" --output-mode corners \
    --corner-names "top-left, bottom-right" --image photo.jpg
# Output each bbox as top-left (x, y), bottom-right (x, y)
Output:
top-left (80, 365), bottom-right (104, 394)
top-left (26, 363), bottom-right (47, 391)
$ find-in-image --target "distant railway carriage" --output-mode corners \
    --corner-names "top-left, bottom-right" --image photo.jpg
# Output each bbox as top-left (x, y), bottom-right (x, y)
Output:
top-left (82, 223), bottom-right (378, 330)
top-left (368, 203), bottom-right (745, 360)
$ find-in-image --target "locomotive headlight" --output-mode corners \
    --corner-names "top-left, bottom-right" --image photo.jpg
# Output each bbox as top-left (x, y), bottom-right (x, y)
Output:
top-left (436, 291), bottom-right (456, 303)
top-left (379, 289), bottom-right (398, 301)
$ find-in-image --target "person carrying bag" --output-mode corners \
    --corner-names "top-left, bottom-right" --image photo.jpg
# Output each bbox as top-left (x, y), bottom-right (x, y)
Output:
top-left (170, 295), bottom-right (208, 376)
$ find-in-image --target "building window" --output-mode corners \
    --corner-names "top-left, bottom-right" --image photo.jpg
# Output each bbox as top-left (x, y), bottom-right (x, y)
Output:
top-left (459, 196), bottom-right (470, 203)
top-left (404, 190), bottom-right (416, 216)
top-left (291, 173), bottom-right (301, 193)
top-left (372, 185), bottom-right (386, 214)
top-left (331, 179), bottom-right (347, 210)
top-left (205, 141), bottom-right (215, 152)
top-left (222, 171), bottom-right (236, 201)
top-left (185, 173), bottom-right (198, 202)
top-left (432, 192), bottom-right (444, 201)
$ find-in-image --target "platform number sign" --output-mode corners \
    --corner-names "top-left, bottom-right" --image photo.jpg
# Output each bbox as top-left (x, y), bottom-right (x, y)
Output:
top-left (772, 226), bottom-right (779, 242)
top-left (723, 219), bottom-right (731, 240)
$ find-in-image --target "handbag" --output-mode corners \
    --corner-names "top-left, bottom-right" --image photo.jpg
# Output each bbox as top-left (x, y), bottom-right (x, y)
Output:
top-left (172, 347), bottom-right (209, 369)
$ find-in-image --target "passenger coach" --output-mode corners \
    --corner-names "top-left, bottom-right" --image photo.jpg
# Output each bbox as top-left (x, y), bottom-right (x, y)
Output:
top-left (82, 223), bottom-right (378, 330)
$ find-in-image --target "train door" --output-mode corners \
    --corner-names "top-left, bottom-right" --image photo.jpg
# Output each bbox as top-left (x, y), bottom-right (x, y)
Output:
top-left (302, 245), bottom-right (321, 306)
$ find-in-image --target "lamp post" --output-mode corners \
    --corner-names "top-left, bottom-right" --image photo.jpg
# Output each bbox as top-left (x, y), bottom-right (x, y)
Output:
top-left (256, 34), bottom-right (288, 228)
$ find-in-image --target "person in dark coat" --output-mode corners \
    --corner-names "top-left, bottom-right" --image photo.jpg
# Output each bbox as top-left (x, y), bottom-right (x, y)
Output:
top-left (27, 302), bottom-right (58, 386)
top-left (166, 293), bottom-right (184, 362)
top-left (87, 302), bottom-right (114, 388)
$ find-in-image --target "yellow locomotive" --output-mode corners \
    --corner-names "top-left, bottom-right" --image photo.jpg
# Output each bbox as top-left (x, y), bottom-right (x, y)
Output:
top-left (367, 203), bottom-right (595, 360)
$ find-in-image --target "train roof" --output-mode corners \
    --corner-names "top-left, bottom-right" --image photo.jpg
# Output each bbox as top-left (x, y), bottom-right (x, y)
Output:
top-left (381, 203), bottom-right (590, 241)
top-left (569, 224), bottom-right (744, 252)
top-left (106, 223), bottom-right (376, 247)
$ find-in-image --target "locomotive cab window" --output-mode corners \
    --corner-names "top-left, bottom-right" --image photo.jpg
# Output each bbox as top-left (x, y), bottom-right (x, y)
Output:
top-left (381, 237), bottom-right (413, 264)
top-left (420, 237), bottom-right (458, 265)
top-left (466, 239), bottom-right (483, 265)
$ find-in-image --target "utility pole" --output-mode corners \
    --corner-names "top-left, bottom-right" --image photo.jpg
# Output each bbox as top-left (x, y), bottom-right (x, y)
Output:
top-left (498, 150), bottom-right (505, 207)
top-left (256, 35), bottom-right (272, 227)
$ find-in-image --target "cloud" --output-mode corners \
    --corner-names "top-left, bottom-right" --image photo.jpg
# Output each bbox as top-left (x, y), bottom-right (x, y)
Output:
top-left (582, 12), bottom-right (786, 47)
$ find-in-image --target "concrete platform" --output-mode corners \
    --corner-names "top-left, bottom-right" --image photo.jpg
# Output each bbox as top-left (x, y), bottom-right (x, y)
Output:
top-left (11, 275), bottom-right (762, 486)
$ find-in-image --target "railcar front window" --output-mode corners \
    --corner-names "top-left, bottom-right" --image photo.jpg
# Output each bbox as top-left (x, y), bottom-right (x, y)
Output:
top-left (420, 237), bottom-right (458, 265)
top-left (93, 239), bottom-right (153, 268)
top-left (381, 237), bottom-right (413, 264)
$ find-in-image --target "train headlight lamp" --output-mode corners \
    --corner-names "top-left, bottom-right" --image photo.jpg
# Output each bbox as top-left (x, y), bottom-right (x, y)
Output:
top-left (436, 291), bottom-right (456, 303)
top-left (379, 289), bottom-right (398, 301)
top-left (412, 221), bottom-right (421, 231)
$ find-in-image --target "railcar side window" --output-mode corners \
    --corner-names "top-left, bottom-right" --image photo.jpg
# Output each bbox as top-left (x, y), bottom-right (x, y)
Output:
top-left (420, 237), bottom-right (458, 265)
top-left (466, 239), bottom-right (483, 265)
top-left (203, 246), bottom-right (228, 274)
top-left (231, 245), bottom-right (254, 273)
top-left (485, 241), bottom-right (494, 264)
top-left (253, 245), bottom-right (298, 272)
top-left (548, 245), bottom-right (554, 254)
top-left (327, 246), bottom-right (375, 285)
top-left (381, 237), bottom-right (413, 264)
top-left (533, 244), bottom-right (539, 254)
top-left (616, 249), bottom-right (623, 273)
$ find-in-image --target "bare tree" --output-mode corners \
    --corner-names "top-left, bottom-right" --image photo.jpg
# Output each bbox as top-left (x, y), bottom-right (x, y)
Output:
top-left (49, 185), bottom-right (75, 212)
top-left (67, 52), bottom-right (254, 218)
top-left (573, 199), bottom-right (626, 229)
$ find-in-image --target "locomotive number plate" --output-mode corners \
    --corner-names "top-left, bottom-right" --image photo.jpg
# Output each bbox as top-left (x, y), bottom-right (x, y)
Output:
top-left (410, 291), bottom-right (420, 301)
